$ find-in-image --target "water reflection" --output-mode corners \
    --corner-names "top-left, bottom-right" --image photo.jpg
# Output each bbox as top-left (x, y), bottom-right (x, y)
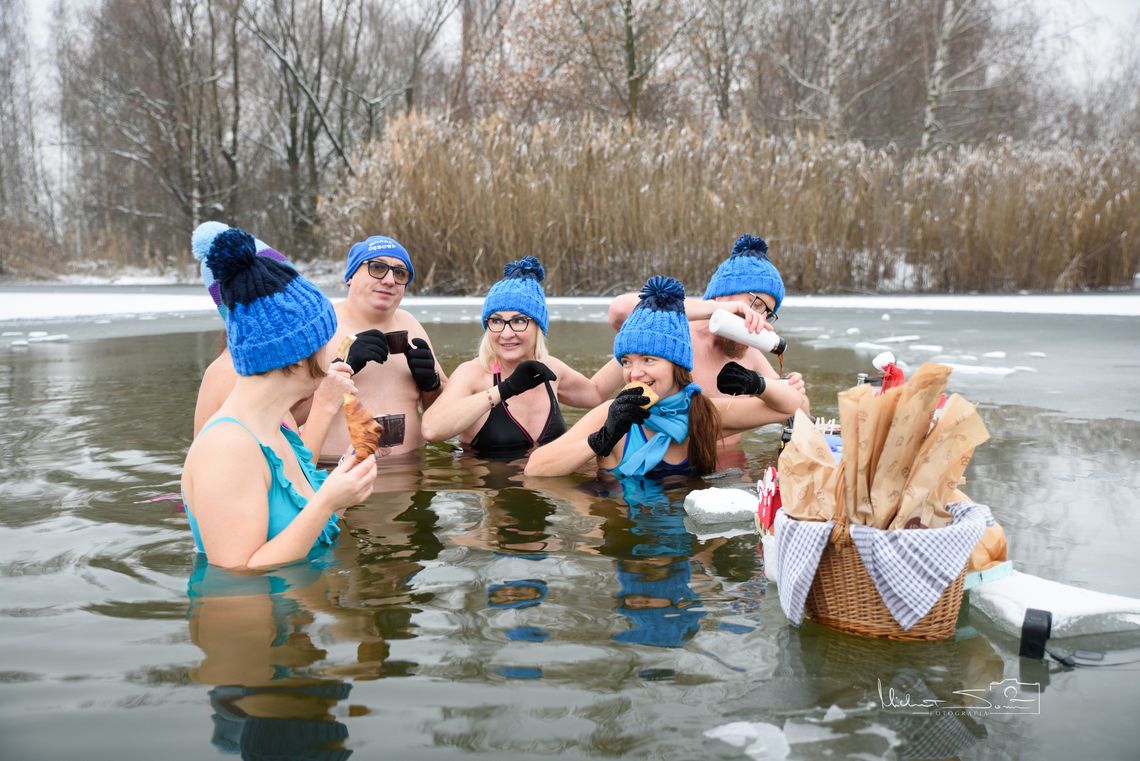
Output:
top-left (187, 557), bottom-right (356, 760)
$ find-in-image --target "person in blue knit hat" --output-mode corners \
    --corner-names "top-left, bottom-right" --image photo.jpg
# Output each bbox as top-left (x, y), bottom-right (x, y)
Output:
top-left (605, 235), bottom-right (809, 419)
top-left (422, 255), bottom-right (623, 459)
top-left (182, 226), bottom-right (377, 569)
top-left (190, 222), bottom-right (356, 458)
top-left (309, 234), bottom-right (448, 464)
top-left (525, 275), bottom-right (805, 478)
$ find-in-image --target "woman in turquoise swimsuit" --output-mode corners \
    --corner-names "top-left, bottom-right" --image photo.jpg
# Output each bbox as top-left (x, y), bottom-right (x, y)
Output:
top-left (422, 256), bottom-right (623, 459)
top-left (525, 276), bottom-right (805, 478)
top-left (181, 227), bottom-right (376, 569)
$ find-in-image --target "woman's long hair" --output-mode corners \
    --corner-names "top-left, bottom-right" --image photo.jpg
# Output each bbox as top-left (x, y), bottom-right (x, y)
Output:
top-left (674, 365), bottom-right (720, 474)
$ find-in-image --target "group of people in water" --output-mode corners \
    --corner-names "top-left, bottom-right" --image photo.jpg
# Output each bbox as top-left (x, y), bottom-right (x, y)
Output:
top-left (180, 224), bottom-right (809, 570)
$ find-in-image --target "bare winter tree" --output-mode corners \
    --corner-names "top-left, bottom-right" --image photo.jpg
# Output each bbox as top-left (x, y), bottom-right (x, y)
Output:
top-left (684, 0), bottom-right (753, 122)
top-left (919, 0), bottom-right (1041, 151)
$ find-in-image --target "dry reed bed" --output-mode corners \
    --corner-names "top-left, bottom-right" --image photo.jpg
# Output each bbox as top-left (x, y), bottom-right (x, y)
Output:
top-left (319, 115), bottom-right (1139, 295)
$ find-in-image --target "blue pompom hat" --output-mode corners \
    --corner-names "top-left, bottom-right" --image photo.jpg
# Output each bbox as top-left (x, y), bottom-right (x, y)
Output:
top-left (702, 234), bottom-right (785, 312)
top-left (344, 235), bottom-right (415, 284)
top-left (199, 226), bottom-right (337, 376)
top-left (613, 275), bottom-right (693, 370)
top-left (481, 255), bottom-right (549, 333)
top-left (193, 221), bottom-right (295, 325)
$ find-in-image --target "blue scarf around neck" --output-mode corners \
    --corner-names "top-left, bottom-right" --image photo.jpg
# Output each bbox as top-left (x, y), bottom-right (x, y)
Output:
top-left (613, 382), bottom-right (700, 477)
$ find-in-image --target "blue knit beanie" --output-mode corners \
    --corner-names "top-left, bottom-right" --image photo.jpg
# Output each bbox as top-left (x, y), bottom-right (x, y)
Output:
top-left (702, 234), bottom-right (785, 312)
top-left (200, 227), bottom-right (337, 376)
top-left (481, 255), bottom-right (549, 333)
top-left (344, 235), bottom-right (415, 284)
top-left (613, 276), bottom-right (692, 370)
top-left (193, 221), bottom-right (295, 325)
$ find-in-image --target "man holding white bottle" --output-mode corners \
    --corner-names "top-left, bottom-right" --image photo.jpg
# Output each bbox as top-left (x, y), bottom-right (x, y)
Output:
top-left (607, 234), bottom-right (809, 412)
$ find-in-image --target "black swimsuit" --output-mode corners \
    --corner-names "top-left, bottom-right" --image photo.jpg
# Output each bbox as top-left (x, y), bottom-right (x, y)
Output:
top-left (469, 371), bottom-right (567, 458)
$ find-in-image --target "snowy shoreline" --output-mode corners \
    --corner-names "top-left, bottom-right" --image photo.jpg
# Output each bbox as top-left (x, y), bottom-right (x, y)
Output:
top-left (1, 288), bottom-right (1138, 322)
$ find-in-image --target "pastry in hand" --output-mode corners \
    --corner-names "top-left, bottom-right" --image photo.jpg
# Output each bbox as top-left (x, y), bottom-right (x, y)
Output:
top-left (621, 381), bottom-right (659, 409)
top-left (334, 333), bottom-right (356, 362)
top-left (342, 393), bottom-right (382, 464)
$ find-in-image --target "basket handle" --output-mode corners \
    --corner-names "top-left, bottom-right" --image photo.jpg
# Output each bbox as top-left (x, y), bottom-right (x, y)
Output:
top-left (829, 508), bottom-right (850, 547)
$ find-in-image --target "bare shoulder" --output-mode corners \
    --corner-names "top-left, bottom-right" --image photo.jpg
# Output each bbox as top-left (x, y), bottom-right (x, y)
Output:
top-left (447, 359), bottom-right (490, 390)
top-left (186, 419), bottom-right (265, 471)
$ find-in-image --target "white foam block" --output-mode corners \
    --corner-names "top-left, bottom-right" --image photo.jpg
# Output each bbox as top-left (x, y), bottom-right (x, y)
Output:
top-left (683, 487), bottom-right (757, 524)
top-left (969, 570), bottom-right (1140, 638)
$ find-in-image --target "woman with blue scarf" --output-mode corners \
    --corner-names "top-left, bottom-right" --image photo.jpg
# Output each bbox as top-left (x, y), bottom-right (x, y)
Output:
top-left (525, 276), bottom-right (805, 477)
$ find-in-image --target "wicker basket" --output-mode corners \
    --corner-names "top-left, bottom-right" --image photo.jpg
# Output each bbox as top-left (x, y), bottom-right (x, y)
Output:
top-left (802, 513), bottom-right (967, 641)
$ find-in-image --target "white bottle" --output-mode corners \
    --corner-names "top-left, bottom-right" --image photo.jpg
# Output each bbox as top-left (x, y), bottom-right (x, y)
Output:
top-left (708, 309), bottom-right (787, 355)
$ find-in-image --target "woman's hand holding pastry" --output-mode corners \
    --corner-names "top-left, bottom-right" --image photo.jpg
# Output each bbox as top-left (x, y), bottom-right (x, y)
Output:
top-left (322, 455), bottom-right (377, 515)
top-left (312, 363), bottom-right (357, 414)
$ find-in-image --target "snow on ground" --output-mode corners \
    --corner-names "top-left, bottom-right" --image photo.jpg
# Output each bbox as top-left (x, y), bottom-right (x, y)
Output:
top-left (1, 290), bottom-right (1138, 323)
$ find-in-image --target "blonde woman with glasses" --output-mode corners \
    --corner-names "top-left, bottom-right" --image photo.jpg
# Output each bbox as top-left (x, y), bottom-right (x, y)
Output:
top-left (422, 256), bottom-right (623, 459)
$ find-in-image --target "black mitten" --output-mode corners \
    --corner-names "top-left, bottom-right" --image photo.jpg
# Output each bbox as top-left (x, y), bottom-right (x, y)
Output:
top-left (344, 329), bottom-right (389, 374)
top-left (717, 361), bottom-right (766, 396)
top-left (587, 388), bottom-right (650, 457)
top-left (497, 360), bottom-right (557, 401)
top-left (406, 337), bottom-right (441, 392)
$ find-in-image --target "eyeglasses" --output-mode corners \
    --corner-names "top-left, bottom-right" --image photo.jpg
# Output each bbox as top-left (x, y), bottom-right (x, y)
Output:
top-left (487, 315), bottom-right (532, 333)
top-left (365, 260), bottom-right (411, 284)
top-left (748, 293), bottom-right (778, 322)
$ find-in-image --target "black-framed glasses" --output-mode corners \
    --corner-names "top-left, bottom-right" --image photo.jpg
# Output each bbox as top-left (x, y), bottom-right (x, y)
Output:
top-left (365, 260), bottom-right (411, 284)
top-left (487, 315), bottom-right (532, 333)
top-left (748, 292), bottom-right (778, 322)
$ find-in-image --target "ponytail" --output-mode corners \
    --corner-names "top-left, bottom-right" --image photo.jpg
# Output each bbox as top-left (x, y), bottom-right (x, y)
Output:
top-left (674, 366), bottom-right (721, 474)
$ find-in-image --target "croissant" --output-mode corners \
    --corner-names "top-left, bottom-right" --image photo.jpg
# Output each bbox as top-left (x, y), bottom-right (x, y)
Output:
top-left (621, 381), bottom-right (660, 409)
top-left (342, 393), bottom-right (382, 464)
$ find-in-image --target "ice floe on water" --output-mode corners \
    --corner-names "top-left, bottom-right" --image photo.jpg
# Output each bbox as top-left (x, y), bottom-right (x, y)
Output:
top-left (910, 344), bottom-right (943, 352)
top-left (876, 334), bottom-right (921, 343)
top-left (982, 351), bottom-right (1006, 358)
top-left (845, 327), bottom-right (861, 335)
top-left (940, 363), bottom-right (1017, 376)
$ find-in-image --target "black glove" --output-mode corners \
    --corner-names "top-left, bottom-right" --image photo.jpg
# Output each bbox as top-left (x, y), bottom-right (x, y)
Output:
top-left (497, 360), bottom-right (557, 401)
top-left (343, 329), bottom-right (388, 374)
top-left (717, 361), bottom-right (766, 396)
top-left (587, 388), bottom-right (650, 457)
top-left (406, 337), bottom-right (441, 392)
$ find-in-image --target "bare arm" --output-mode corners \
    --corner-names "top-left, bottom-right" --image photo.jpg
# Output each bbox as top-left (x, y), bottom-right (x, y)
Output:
top-left (711, 381), bottom-right (805, 437)
top-left (183, 427), bottom-right (375, 569)
top-left (546, 356), bottom-right (623, 409)
top-left (299, 363), bottom-right (356, 459)
top-left (524, 403), bottom-right (613, 477)
top-left (193, 354), bottom-right (237, 437)
top-left (607, 292), bottom-right (641, 331)
top-left (421, 361), bottom-right (497, 442)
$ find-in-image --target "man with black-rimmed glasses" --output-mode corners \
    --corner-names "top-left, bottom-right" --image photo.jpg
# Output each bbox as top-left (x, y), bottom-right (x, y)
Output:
top-left (307, 235), bottom-right (448, 465)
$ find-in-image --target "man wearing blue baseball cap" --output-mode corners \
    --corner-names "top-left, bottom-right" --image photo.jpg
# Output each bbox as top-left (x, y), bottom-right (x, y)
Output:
top-left (312, 235), bottom-right (448, 463)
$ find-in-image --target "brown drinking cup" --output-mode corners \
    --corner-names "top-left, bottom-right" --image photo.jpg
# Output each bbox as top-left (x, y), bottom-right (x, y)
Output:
top-left (384, 330), bottom-right (410, 354)
top-left (373, 413), bottom-right (406, 447)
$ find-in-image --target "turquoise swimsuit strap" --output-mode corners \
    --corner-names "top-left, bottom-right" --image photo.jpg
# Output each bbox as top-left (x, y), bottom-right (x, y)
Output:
top-left (200, 415), bottom-right (260, 441)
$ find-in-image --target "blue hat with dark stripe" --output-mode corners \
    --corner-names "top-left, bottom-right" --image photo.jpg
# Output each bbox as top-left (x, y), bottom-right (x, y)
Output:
top-left (613, 276), bottom-right (692, 370)
top-left (193, 221), bottom-right (295, 325)
top-left (482, 255), bottom-right (549, 333)
top-left (199, 227), bottom-right (336, 375)
top-left (703, 234), bottom-right (785, 312)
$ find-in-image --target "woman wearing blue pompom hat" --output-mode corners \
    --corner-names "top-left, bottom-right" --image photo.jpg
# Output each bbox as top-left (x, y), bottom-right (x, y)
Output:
top-left (182, 227), bottom-right (377, 569)
top-left (422, 255), bottom-right (624, 459)
top-left (525, 275), bottom-right (805, 477)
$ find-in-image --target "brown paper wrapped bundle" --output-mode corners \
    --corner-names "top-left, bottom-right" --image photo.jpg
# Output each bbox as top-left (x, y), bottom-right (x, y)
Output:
top-left (867, 363), bottom-right (951, 528)
top-left (837, 384), bottom-right (869, 525)
top-left (889, 393), bottom-right (990, 529)
top-left (968, 523), bottom-right (1009, 572)
top-left (342, 393), bottom-right (382, 464)
top-left (778, 409), bottom-right (845, 522)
